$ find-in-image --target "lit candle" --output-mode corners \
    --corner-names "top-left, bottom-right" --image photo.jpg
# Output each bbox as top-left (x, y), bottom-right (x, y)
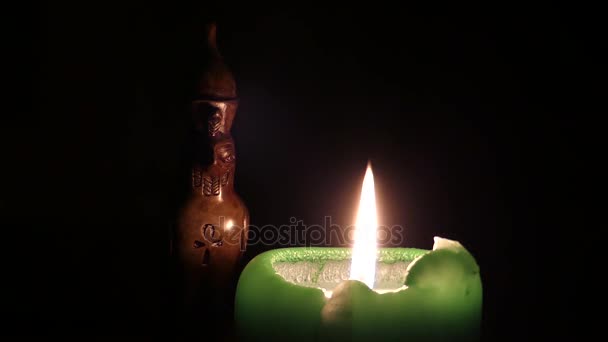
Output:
top-left (235, 165), bottom-right (482, 341)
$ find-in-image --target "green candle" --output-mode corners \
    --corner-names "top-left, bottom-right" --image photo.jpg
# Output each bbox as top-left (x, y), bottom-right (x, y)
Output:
top-left (235, 238), bottom-right (482, 341)
top-left (235, 165), bottom-right (482, 341)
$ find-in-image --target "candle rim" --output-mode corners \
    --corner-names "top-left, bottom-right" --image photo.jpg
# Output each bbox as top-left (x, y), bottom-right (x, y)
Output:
top-left (264, 247), bottom-right (428, 265)
top-left (268, 247), bottom-right (429, 294)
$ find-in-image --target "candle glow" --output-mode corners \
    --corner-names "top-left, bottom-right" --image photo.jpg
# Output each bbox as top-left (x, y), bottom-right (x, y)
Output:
top-left (349, 164), bottom-right (378, 289)
top-left (235, 163), bottom-right (483, 341)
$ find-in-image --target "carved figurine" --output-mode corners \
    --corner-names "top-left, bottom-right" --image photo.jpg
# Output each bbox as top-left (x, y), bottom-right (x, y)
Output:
top-left (174, 23), bottom-right (249, 314)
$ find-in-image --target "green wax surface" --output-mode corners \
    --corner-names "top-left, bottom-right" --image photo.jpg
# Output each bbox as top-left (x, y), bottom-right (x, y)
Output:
top-left (235, 238), bottom-right (482, 342)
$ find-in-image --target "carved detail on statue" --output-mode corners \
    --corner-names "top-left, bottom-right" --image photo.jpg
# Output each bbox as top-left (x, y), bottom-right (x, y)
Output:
top-left (192, 100), bottom-right (236, 136)
top-left (202, 223), bottom-right (221, 243)
top-left (220, 171), bottom-right (229, 186)
top-left (192, 167), bottom-right (202, 188)
top-left (202, 249), bottom-right (210, 266)
top-left (198, 137), bottom-right (235, 196)
top-left (203, 175), bottom-right (220, 196)
top-left (209, 111), bottom-right (223, 136)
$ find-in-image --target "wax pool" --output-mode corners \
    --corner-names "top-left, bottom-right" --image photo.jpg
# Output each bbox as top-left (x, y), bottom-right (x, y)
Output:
top-left (235, 237), bottom-right (482, 342)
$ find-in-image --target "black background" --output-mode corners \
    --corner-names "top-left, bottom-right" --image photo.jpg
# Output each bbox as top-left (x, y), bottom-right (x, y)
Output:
top-left (2, 2), bottom-right (597, 339)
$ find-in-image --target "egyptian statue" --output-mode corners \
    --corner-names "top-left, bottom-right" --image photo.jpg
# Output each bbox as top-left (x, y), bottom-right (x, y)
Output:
top-left (174, 23), bottom-right (249, 309)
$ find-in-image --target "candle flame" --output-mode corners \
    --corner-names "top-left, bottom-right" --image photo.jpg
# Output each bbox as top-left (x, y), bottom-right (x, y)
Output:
top-left (349, 163), bottom-right (378, 289)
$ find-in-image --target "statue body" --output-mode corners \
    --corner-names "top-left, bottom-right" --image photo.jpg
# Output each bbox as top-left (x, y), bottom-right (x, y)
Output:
top-left (173, 24), bottom-right (248, 328)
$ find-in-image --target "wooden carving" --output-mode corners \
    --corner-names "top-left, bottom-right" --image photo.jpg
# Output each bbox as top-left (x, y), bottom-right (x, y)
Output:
top-left (174, 23), bottom-right (249, 314)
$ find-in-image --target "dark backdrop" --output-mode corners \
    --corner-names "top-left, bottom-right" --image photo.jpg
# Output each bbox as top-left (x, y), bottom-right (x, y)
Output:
top-left (3, 2), bottom-right (597, 339)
